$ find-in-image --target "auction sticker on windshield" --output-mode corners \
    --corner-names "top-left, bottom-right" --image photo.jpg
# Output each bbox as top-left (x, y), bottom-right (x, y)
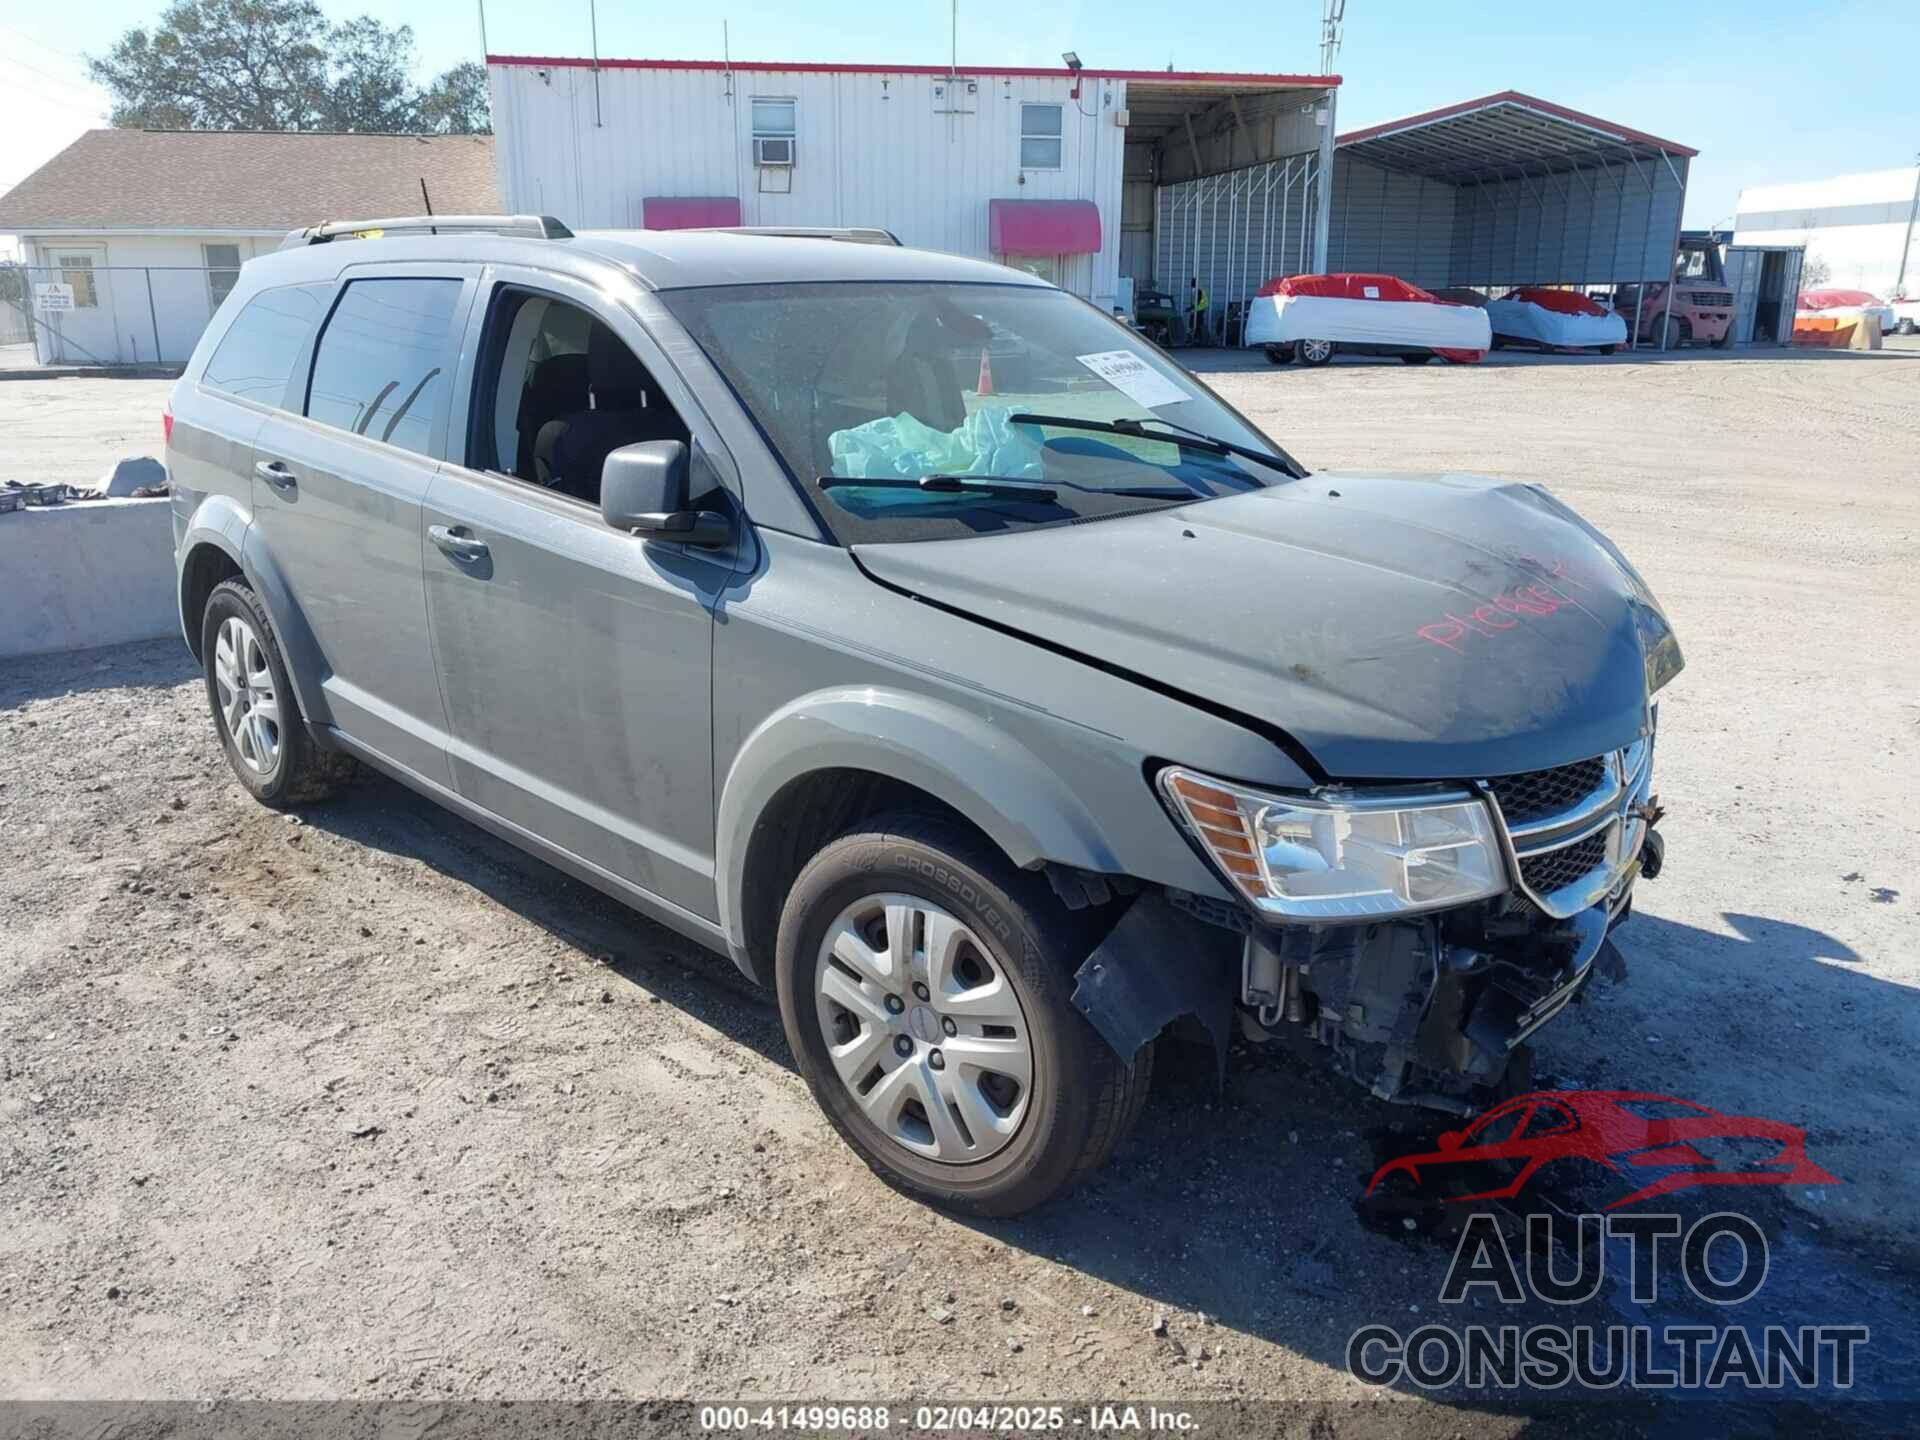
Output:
top-left (1075, 350), bottom-right (1188, 408)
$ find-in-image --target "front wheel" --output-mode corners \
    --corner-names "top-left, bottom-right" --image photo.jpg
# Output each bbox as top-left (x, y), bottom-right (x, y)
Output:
top-left (775, 814), bottom-right (1151, 1216)
top-left (1263, 344), bottom-right (1294, 366)
top-left (1296, 337), bottom-right (1335, 367)
top-left (1399, 352), bottom-right (1435, 365)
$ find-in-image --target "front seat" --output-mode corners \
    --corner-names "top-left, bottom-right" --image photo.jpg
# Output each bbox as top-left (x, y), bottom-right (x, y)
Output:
top-left (885, 310), bottom-right (967, 432)
top-left (535, 326), bottom-right (676, 503)
top-left (514, 351), bottom-right (591, 480)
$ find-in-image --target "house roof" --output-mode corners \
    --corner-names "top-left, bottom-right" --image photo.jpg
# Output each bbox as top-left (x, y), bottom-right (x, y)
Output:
top-left (0, 130), bottom-right (500, 234)
top-left (1338, 91), bottom-right (1696, 184)
top-left (487, 54), bottom-right (1340, 87)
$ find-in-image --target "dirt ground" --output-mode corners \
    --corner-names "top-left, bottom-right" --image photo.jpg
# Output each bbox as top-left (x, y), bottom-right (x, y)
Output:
top-left (2, 347), bottom-right (1918, 1428)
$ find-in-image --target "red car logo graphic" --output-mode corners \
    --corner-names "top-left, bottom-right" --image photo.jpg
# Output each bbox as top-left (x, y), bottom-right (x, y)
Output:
top-left (1366, 1090), bottom-right (1839, 1209)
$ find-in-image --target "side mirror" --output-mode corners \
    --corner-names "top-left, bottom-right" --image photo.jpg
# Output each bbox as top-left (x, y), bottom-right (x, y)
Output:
top-left (601, 440), bottom-right (731, 547)
top-left (1436, 1130), bottom-right (1463, 1152)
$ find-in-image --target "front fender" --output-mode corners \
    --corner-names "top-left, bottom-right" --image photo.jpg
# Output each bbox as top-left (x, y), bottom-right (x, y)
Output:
top-left (715, 686), bottom-right (1121, 959)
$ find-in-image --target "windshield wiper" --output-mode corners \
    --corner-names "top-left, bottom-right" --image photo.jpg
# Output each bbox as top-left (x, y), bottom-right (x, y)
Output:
top-left (816, 474), bottom-right (1058, 501)
top-left (817, 474), bottom-right (1199, 502)
top-left (1007, 412), bottom-right (1303, 477)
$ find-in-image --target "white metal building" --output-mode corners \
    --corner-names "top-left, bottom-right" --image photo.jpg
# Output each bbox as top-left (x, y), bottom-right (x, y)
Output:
top-left (0, 130), bottom-right (499, 366)
top-left (489, 64), bottom-right (1708, 348)
top-left (1734, 165), bottom-right (1920, 300)
top-left (485, 55), bottom-right (1341, 318)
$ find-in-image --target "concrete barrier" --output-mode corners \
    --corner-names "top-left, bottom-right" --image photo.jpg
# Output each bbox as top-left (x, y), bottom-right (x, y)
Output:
top-left (0, 496), bottom-right (178, 659)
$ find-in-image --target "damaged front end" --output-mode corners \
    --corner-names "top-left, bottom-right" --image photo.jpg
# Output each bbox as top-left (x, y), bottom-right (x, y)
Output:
top-left (1072, 735), bottom-right (1664, 1115)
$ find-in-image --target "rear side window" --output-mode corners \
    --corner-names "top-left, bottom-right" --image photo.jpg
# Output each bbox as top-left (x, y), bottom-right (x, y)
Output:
top-left (201, 282), bottom-right (333, 407)
top-left (305, 278), bottom-right (462, 457)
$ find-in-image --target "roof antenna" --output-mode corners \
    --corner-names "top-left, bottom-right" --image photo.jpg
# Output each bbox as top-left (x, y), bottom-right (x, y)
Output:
top-left (589, 0), bottom-right (603, 127)
top-left (1320, 0), bottom-right (1346, 74)
top-left (419, 178), bottom-right (437, 233)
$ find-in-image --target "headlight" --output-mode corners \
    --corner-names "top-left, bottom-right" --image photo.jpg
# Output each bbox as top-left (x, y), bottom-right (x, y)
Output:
top-left (1159, 767), bottom-right (1509, 921)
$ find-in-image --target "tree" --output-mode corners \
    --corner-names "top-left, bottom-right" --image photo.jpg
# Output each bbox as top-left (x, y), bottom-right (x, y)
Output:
top-left (324, 16), bottom-right (419, 132)
top-left (417, 62), bottom-right (492, 136)
top-left (90, 0), bottom-right (330, 130)
top-left (88, 0), bottom-right (491, 134)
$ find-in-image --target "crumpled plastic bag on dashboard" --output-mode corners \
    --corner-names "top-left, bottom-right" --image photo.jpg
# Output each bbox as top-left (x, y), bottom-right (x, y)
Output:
top-left (828, 407), bottom-right (1045, 482)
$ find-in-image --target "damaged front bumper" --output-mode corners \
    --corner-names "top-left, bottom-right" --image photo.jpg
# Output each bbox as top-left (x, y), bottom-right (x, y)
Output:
top-left (1072, 750), bottom-right (1665, 1116)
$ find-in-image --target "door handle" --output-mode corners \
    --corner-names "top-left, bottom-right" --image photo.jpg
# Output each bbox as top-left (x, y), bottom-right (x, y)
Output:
top-left (254, 459), bottom-right (296, 493)
top-left (428, 524), bottom-right (490, 564)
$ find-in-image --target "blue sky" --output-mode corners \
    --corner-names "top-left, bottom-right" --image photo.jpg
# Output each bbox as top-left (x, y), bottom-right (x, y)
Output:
top-left (6, 0), bottom-right (1918, 234)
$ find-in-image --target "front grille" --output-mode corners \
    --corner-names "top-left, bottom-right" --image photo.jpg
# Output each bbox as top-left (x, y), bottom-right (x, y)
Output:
top-left (1487, 757), bottom-right (1609, 826)
top-left (1687, 290), bottom-right (1733, 309)
top-left (1520, 829), bottom-right (1609, 896)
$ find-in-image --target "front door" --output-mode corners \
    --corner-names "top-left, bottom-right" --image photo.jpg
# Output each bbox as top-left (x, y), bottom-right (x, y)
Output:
top-left (1725, 246), bottom-right (1763, 345)
top-left (249, 265), bottom-right (478, 785)
top-left (420, 271), bottom-right (736, 920)
top-left (40, 246), bottom-right (117, 364)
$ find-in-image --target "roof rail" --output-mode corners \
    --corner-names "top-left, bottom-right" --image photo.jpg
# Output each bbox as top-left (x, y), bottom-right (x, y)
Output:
top-left (279, 214), bottom-right (574, 249)
top-left (708, 225), bottom-right (902, 246)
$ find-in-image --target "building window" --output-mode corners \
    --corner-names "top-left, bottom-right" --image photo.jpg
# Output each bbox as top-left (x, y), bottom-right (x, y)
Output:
top-left (752, 98), bottom-right (797, 166)
top-left (1020, 104), bottom-right (1063, 170)
top-left (54, 254), bottom-right (98, 307)
top-left (203, 243), bottom-right (243, 312)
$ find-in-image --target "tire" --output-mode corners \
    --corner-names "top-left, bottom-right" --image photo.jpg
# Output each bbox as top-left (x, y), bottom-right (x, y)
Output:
top-left (1598, 344), bottom-right (1618, 356)
top-left (1710, 325), bottom-right (1733, 350)
top-left (1399, 353), bottom-right (1434, 365)
top-left (1296, 337), bottom-right (1335, 367)
top-left (774, 812), bottom-right (1151, 1216)
top-left (1661, 313), bottom-right (1692, 349)
top-left (1490, 335), bottom-right (1508, 351)
top-left (1899, 319), bottom-right (1917, 336)
top-left (1263, 345), bottom-right (1294, 366)
top-left (201, 579), bottom-right (355, 808)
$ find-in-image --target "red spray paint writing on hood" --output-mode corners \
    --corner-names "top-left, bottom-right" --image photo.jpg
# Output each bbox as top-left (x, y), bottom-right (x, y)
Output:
top-left (1416, 557), bottom-right (1591, 654)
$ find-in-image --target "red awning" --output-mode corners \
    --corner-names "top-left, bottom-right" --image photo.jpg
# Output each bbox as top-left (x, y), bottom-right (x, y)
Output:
top-left (989, 199), bottom-right (1101, 256)
top-left (642, 196), bottom-right (742, 230)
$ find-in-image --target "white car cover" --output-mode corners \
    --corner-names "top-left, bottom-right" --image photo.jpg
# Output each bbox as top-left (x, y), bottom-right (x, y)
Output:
top-left (1244, 293), bottom-right (1491, 353)
top-left (1486, 297), bottom-right (1628, 349)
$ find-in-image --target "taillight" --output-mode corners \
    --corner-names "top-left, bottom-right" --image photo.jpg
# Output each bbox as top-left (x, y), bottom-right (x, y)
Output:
top-left (163, 407), bottom-right (174, 446)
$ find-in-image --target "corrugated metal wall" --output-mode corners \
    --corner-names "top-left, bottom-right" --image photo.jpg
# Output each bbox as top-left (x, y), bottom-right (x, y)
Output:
top-left (488, 62), bottom-right (1128, 308)
top-left (1319, 153), bottom-right (1687, 292)
top-left (1153, 153), bottom-right (1322, 315)
top-left (1325, 158), bottom-right (1456, 288)
top-left (1448, 156), bottom-right (1687, 288)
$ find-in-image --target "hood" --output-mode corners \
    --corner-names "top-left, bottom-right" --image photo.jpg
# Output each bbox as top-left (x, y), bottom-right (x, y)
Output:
top-left (852, 473), bottom-right (1681, 780)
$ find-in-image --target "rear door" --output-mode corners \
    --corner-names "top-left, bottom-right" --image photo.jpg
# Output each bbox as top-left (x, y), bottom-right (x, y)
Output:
top-left (420, 267), bottom-right (741, 920)
top-left (249, 264), bottom-right (479, 784)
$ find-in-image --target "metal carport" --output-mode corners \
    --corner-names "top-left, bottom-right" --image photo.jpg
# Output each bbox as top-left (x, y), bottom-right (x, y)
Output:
top-left (1329, 91), bottom-right (1697, 348)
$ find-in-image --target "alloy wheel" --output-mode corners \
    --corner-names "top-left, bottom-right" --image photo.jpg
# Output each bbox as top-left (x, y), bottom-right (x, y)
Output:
top-left (1301, 338), bottom-right (1334, 364)
top-left (212, 615), bottom-right (282, 777)
top-left (813, 892), bottom-right (1033, 1164)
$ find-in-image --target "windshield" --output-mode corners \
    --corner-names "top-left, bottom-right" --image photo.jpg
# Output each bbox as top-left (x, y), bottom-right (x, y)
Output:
top-left (662, 281), bottom-right (1290, 543)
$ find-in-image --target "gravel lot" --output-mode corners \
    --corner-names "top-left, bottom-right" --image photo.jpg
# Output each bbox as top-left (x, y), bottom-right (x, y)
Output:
top-left (2, 347), bottom-right (1917, 1429)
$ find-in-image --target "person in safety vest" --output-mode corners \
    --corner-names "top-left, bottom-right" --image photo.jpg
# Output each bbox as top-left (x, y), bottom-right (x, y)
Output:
top-left (1186, 276), bottom-right (1210, 345)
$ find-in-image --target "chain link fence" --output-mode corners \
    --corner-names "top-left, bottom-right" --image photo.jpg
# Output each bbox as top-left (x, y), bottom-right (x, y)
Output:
top-left (1, 262), bottom-right (237, 368)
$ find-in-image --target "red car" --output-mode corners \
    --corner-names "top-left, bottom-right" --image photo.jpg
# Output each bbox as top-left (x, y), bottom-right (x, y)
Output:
top-left (1366, 1090), bottom-right (1838, 1209)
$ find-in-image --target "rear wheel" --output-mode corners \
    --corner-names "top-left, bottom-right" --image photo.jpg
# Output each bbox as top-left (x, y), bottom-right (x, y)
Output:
top-left (775, 813), bottom-right (1151, 1216)
top-left (1662, 313), bottom-right (1692, 349)
top-left (201, 580), bottom-right (355, 808)
top-left (1710, 325), bottom-right (1733, 350)
top-left (1296, 337), bottom-right (1335, 367)
top-left (1598, 344), bottom-right (1619, 355)
top-left (1399, 352), bottom-right (1434, 365)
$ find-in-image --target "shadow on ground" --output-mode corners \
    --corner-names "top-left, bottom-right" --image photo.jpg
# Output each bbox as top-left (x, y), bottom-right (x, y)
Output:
top-left (293, 765), bottom-right (1920, 1423)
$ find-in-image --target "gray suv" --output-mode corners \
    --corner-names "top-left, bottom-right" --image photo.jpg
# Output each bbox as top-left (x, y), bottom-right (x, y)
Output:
top-left (168, 215), bottom-right (1680, 1215)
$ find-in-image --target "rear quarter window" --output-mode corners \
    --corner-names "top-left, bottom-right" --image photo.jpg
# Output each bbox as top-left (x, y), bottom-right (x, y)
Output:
top-left (305, 277), bottom-right (463, 458)
top-left (201, 282), bottom-right (334, 407)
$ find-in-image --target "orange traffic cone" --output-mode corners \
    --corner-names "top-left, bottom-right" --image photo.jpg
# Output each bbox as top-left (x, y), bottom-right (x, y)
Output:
top-left (976, 347), bottom-right (993, 396)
